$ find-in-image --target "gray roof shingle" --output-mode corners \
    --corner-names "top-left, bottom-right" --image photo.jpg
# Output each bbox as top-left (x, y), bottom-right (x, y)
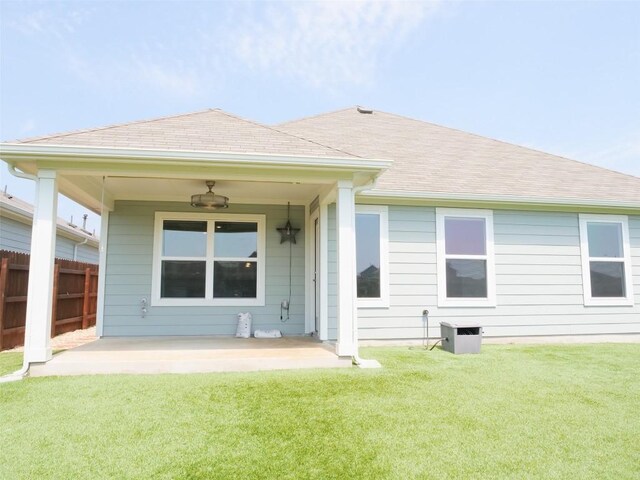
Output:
top-left (9, 106), bottom-right (639, 204)
top-left (15, 109), bottom-right (360, 159)
top-left (278, 108), bottom-right (640, 203)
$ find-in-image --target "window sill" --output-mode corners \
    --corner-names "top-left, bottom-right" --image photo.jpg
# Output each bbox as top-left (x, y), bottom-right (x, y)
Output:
top-left (437, 300), bottom-right (497, 308)
top-left (152, 298), bottom-right (266, 307)
top-left (358, 299), bottom-right (390, 309)
top-left (583, 298), bottom-right (635, 307)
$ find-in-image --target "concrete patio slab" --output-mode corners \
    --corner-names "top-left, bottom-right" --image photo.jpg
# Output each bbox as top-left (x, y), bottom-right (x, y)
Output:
top-left (29, 336), bottom-right (352, 376)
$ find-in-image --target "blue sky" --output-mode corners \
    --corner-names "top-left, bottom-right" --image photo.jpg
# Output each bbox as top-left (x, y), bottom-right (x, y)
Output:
top-left (1, 0), bottom-right (639, 234)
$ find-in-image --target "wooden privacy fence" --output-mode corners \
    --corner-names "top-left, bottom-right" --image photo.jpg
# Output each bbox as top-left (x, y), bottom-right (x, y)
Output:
top-left (0, 250), bottom-right (99, 351)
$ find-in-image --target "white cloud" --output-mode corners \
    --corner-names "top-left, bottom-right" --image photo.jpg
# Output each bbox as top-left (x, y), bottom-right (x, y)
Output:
top-left (8, 6), bottom-right (91, 39)
top-left (228, 0), bottom-right (442, 88)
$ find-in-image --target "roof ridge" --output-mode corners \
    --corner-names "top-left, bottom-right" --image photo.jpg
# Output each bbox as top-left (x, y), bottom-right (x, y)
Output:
top-left (276, 106), bottom-right (356, 128)
top-left (216, 109), bottom-right (363, 159)
top-left (14, 108), bottom-right (218, 144)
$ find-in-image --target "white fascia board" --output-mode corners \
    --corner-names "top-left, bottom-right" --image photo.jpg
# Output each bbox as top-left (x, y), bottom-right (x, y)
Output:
top-left (0, 144), bottom-right (393, 173)
top-left (359, 189), bottom-right (640, 212)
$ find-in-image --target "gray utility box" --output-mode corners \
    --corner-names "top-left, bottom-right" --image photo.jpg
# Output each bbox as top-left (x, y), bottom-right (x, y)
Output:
top-left (440, 321), bottom-right (482, 354)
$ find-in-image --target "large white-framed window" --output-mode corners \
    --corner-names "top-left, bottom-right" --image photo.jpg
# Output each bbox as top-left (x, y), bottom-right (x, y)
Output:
top-left (436, 208), bottom-right (496, 307)
top-left (579, 214), bottom-right (634, 306)
top-left (355, 205), bottom-right (389, 308)
top-left (151, 212), bottom-right (266, 307)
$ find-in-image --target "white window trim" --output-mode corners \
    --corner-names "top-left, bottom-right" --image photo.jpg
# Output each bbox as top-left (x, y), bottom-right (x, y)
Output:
top-left (356, 205), bottom-right (389, 308)
top-left (436, 208), bottom-right (496, 308)
top-left (578, 214), bottom-right (634, 307)
top-left (151, 212), bottom-right (266, 307)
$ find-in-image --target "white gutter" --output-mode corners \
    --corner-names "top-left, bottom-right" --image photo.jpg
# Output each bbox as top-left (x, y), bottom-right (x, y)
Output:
top-left (360, 189), bottom-right (640, 211)
top-left (351, 178), bottom-right (382, 369)
top-left (0, 144), bottom-right (393, 172)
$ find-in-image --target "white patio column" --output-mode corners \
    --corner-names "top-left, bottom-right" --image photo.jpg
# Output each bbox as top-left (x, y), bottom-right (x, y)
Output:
top-left (335, 180), bottom-right (356, 357)
top-left (24, 169), bottom-right (58, 363)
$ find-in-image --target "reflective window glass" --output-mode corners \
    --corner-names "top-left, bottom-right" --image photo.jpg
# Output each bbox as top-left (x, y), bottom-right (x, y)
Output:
top-left (162, 221), bottom-right (207, 257)
top-left (446, 259), bottom-right (487, 298)
top-left (445, 218), bottom-right (486, 255)
top-left (214, 222), bottom-right (258, 258)
top-left (356, 214), bottom-right (381, 298)
top-left (587, 223), bottom-right (623, 258)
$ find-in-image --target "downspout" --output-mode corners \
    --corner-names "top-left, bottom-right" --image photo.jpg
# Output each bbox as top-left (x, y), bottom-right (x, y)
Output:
top-left (6, 164), bottom-right (37, 181)
top-left (351, 176), bottom-right (382, 369)
top-left (0, 164), bottom-right (37, 381)
top-left (73, 238), bottom-right (88, 261)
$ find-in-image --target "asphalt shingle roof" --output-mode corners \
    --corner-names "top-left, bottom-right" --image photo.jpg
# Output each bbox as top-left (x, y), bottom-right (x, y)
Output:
top-left (279, 108), bottom-right (640, 203)
top-left (10, 106), bottom-right (640, 203)
top-left (15, 109), bottom-right (360, 159)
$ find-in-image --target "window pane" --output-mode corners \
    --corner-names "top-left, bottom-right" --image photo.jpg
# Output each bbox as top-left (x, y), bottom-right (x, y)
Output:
top-left (445, 218), bottom-right (486, 255)
top-left (590, 261), bottom-right (625, 297)
top-left (163, 221), bottom-right (207, 257)
top-left (587, 223), bottom-right (623, 258)
top-left (161, 261), bottom-right (206, 298)
top-left (356, 213), bottom-right (381, 298)
top-left (213, 261), bottom-right (257, 298)
top-left (214, 222), bottom-right (258, 258)
top-left (446, 259), bottom-right (487, 298)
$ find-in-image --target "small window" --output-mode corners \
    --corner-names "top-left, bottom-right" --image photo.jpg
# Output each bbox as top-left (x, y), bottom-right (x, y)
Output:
top-left (152, 213), bottom-right (265, 306)
top-left (355, 205), bottom-right (389, 308)
top-left (579, 214), bottom-right (633, 306)
top-left (436, 208), bottom-right (495, 307)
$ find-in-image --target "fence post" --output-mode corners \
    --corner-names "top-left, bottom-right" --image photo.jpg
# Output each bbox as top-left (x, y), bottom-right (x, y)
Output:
top-left (82, 268), bottom-right (91, 329)
top-left (0, 258), bottom-right (8, 351)
top-left (51, 263), bottom-right (60, 338)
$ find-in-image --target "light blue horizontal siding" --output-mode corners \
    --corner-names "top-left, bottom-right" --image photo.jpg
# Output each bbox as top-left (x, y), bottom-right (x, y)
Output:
top-left (354, 206), bottom-right (640, 340)
top-left (0, 217), bottom-right (32, 253)
top-left (0, 216), bottom-right (98, 262)
top-left (103, 201), bottom-right (305, 336)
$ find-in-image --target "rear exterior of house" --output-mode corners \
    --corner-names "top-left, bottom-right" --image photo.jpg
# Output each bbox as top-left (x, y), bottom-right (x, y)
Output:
top-left (1, 107), bottom-right (639, 366)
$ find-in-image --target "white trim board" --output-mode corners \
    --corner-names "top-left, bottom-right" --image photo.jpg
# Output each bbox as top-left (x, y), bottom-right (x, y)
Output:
top-left (436, 208), bottom-right (496, 308)
top-left (578, 214), bottom-right (634, 307)
top-left (151, 212), bottom-right (266, 307)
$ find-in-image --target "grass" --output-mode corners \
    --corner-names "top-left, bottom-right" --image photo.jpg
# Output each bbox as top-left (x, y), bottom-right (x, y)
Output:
top-left (1, 344), bottom-right (639, 479)
top-left (0, 351), bottom-right (22, 376)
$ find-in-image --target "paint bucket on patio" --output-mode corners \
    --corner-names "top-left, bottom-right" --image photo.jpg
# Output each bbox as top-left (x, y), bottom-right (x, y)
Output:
top-left (235, 312), bottom-right (252, 338)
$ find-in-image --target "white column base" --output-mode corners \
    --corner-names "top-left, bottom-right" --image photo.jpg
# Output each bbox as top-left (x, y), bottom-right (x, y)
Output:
top-left (335, 342), bottom-right (355, 357)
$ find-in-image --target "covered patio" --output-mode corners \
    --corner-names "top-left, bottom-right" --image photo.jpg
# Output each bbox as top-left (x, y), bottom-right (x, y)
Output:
top-left (0, 110), bottom-right (391, 377)
top-left (29, 335), bottom-right (351, 376)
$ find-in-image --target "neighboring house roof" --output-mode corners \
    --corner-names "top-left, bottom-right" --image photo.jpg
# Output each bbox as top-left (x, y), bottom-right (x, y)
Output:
top-left (0, 193), bottom-right (99, 247)
top-left (278, 108), bottom-right (640, 204)
top-left (13, 109), bottom-right (360, 159)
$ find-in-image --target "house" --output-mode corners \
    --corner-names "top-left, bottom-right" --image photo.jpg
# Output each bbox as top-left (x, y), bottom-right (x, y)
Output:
top-left (0, 107), bottom-right (638, 367)
top-left (0, 191), bottom-right (99, 263)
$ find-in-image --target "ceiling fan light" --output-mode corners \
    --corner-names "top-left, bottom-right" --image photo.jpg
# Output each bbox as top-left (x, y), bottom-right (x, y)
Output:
top-left (190, 181), bottom-right (229, 209)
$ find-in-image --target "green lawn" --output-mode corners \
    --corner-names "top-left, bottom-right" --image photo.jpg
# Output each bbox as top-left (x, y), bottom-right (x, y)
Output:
top-left (1, 344), bottom-right (639, 479)
top-left (0, 351), bottom-right (22, 376)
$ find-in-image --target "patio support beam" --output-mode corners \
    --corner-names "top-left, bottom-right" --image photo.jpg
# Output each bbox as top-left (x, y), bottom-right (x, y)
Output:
top-left (24, 169), bottom-right (58, 363)
top-left (335, 180), bottom-right (356, 357)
